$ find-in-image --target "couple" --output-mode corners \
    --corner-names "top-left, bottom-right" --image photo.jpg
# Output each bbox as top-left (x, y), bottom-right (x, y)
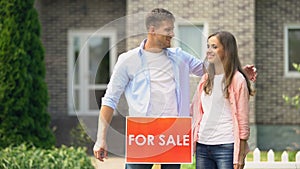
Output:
top-left (93, 8), bottom-right (256, 169)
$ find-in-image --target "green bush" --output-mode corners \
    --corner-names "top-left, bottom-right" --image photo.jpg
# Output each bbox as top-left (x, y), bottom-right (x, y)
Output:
top-left (0, 0), bottom-right (55, 148)
top-left (0, 144), bottom-right (94, 169)
top-left (283, 63), bottom-right (300, 108)
top-left (70, 120), bottom-right (94, 148)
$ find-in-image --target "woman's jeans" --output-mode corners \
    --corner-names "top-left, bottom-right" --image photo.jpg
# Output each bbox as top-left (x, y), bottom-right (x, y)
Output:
top-left (196, 143), bottom-right (234, 169)
top-left (125, 164), bottom-right (180, 169)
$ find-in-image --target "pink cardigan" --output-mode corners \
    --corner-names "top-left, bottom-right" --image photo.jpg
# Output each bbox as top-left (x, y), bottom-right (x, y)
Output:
top-left (190, 71), bottom-right (250, 164)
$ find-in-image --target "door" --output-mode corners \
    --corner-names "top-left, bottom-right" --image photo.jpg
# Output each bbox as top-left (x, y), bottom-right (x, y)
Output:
top-left (68, 30), bottom-right (117, 115)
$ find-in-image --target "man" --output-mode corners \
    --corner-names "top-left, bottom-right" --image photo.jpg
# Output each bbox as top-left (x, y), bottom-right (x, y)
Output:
top-left (93, 8), bottom-right (256, 169)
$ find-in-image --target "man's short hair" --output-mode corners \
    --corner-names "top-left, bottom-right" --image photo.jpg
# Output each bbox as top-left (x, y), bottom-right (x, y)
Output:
top-left (145, 8), bottom-right (175, 30)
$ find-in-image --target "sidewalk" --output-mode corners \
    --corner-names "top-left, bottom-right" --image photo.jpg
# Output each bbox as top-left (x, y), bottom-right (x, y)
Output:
top-left (92, 156), bottom-right (125, 169)
top-left (92, 156), bottom-right (161, 169)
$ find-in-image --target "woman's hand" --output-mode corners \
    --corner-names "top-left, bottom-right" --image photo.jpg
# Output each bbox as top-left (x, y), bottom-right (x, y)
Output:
top-left (234, 163), bottom-right (245, 169)
top-left (234, 140), bottom-right (247, 169)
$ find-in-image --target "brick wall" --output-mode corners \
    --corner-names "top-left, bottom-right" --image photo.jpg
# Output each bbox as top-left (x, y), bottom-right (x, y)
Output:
top-left (126, 0), bottom-right (256, 123)
top-left (36, 0), bottom-right (300, 149)
top-left (37, 0), bottom-right (126, 146)
top-left (255, 0), bottom-right (300, 124)
top-left (39, 0), bottom-right (126, 116)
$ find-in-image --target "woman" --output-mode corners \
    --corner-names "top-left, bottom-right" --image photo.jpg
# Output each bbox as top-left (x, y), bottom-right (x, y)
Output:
top-left (191, 31), bottom-right (255, 169)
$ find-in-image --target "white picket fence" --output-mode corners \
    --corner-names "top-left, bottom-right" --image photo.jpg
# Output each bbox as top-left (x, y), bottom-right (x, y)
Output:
top-left (245, 148), bottom-right (300, 169)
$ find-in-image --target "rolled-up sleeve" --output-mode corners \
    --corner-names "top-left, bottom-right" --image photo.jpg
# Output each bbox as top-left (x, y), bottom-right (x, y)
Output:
top-left (236, 79), bottom-right (250, 140)
top-left (102, 54), bottom-right (129, 110)
top-left (179, 49), bottom-right (205, 76)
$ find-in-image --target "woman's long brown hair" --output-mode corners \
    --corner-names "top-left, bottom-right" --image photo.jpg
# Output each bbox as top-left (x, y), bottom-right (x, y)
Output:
top-left (203, 31), bottom-right (255, 97)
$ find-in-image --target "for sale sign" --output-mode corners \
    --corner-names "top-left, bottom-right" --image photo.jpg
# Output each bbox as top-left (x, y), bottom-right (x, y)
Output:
top-left (126, 117), bottom-right (192, 164)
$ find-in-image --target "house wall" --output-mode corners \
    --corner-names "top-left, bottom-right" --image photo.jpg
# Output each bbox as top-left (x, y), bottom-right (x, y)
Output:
top-left (126, 0), bottom-right (256, 121)
top-left (126, 0), bottom-right (257, 148)
top-left (255, 0), bottom-right (300, 150)
top-left (36, 0), bottom-right (300, 154)
top-left (37, 0), bottom-right (127, 149)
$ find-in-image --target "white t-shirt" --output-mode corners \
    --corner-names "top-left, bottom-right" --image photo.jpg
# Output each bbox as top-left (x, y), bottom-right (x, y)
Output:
top-left (143, 50), bottom-right (178, 117)
top-left (197, 74), bottom-right (234, 145)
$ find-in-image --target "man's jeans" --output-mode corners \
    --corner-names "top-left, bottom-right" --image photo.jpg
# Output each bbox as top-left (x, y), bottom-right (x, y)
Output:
top-left (196, 143), bottom-right (234, 169)
top-left (125, 164), bottom-right (180, 169)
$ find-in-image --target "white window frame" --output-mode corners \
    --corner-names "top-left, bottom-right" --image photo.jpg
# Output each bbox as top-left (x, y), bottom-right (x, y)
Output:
top-left (284, 24), bottom-right (300, 78)
top-left (67, 29), bottom-right (117, 116)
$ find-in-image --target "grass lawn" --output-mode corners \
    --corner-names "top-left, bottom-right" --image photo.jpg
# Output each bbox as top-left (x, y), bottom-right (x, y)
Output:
top-left (245, 150), bottom-right (297, 162)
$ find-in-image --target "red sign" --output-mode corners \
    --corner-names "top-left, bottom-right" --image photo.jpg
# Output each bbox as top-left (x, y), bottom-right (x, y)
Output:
top-left (126, 117), bottom-right (192, 164)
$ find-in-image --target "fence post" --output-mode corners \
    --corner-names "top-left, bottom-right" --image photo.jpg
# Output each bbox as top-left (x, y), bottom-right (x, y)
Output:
top-left (296, 151), bottom-right (300, 162)
top-left (281, 151), bottom-right (289, 162)
top-left (245, 149), bottom-right (300, 169)
top-left (267, 149), bottom-right (274, 162)
top-left (253, 148), bottom-right (260, 162)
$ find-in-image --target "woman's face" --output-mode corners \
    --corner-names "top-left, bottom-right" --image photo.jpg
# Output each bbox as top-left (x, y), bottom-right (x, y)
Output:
top-left (206, 36), bottom-right (225, 64)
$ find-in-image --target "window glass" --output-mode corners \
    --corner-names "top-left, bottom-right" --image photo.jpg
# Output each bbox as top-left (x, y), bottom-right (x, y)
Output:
top-left (88, 37), bottom-right (110, 84)
top-left (73, 36), bottom-right (80, 85)
top-left (178, 25), bottom-right (204, 58)
top-left (288, 29), bottom-right (300, 71)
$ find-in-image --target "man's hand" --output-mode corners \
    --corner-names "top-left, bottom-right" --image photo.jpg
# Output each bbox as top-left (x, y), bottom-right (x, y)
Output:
top-left (94, 105), bottom-right (114, 162)
top-left (93, 142), bottom-right (108, 162)
top-left (243, 64), bottom-right (257, 82)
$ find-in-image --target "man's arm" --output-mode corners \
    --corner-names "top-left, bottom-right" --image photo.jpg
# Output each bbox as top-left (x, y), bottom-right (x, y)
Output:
top-left (93, 105), bottom-right (114, 162)
top-left (179, 49), bottom-right (205, 76)
top-left (243, 64), bottom-right (257, 82)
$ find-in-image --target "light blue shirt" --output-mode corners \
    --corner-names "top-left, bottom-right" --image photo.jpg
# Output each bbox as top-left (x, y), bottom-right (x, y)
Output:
top-left (102, 39), bottom-right (204, 117)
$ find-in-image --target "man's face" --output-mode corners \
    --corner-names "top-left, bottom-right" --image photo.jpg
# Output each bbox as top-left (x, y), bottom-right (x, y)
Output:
top-left (153, 20), bottom-right (174, 48)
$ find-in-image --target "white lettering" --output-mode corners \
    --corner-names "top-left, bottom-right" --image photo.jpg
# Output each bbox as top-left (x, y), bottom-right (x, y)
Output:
top-left (128, 134), bottom-right (155, 146)
top-left (148, 135), bottom-right (154, 145)
top-left (158, 134), bottom-right (190, 146)
top-left (166, 135), bottom-right (176, 146)
top-left (128, 134), bottom-right (190, 146)
top-left (183, 135), bottom-right (189, 146)
top-left (158, 135), bottom-right (166, 146)
top-left (135, 134), bottom-right (146, 146)
top-left (128, 134), bottom-right (135, 145)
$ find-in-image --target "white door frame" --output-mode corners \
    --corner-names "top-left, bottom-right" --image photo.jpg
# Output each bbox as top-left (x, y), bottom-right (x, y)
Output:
top-left (67, 29), bottom-right (117, 116)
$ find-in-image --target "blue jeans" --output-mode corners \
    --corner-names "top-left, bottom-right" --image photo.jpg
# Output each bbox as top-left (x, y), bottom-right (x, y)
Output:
top-left (196, 143), bottom-right (234, 169)
top-left (125, 164), bottom-right (180, 169)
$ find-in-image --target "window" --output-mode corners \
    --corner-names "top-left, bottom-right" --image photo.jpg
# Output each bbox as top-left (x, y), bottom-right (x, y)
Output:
top-left (174, 22), bottom-right (207, 99)
top-left (284, 25), bottom-right (300, 77)
top-left (68, 30), bottom-right (117, 115)
top-left (174, 23), bottom-right (207, 60)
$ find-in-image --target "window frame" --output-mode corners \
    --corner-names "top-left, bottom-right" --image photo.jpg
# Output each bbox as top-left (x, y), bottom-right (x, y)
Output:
top-left (284, 24), bottom-right (300, 78)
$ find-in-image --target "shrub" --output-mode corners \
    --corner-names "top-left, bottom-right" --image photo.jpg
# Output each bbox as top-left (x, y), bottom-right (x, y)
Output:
top-left (0, 0), bottom-right (55, 148)
top-left (70, 120), bottom-right (94, 148)
top-left (283, 63), bottom-right (300, 109)
top-left (0, 144), bottom-right (94, 169)
top-left (70, 120), bottom-right (94, 155)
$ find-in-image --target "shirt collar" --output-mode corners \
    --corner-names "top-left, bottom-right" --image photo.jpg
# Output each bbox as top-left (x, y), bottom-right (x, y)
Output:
top-left (139, 39), bottom-right (170, 58)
